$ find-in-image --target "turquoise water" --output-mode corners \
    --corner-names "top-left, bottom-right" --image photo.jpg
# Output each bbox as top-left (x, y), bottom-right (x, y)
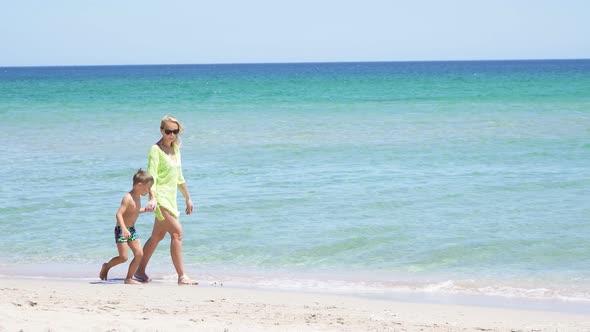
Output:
top-left (1, 60), bottom-right (590, 304)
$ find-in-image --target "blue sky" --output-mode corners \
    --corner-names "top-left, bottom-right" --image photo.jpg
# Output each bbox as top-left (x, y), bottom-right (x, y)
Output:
top-left (1, 0), bottom-right (589, 66)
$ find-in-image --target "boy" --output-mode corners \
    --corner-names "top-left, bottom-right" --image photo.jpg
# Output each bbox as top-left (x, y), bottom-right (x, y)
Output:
top-left (100, 169), bottom-right (153, 284)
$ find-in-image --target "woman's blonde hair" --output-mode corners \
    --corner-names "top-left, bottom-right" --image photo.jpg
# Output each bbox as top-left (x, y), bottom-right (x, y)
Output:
top-left (160, 115), bottom-right (184, 147)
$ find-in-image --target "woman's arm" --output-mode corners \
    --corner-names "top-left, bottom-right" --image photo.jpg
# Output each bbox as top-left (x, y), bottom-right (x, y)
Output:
top-left (178, 182), bottom-right (194, 215)
top-left (145, 189), bottom-right (156, 211)
top-left (145, 146), bottom-right (159, 211)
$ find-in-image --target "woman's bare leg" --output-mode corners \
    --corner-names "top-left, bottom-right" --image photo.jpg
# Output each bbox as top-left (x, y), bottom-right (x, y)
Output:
top-left (134, 219), bottom-right (166, 282)
top-left (160, 209), bottom-right (184, 276)
top-left (160, 208), bottom-right (197, 285)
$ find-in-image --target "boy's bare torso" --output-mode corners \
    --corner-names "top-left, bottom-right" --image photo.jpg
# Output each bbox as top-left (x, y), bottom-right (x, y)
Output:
top-left (122, 193), bottom-right (142, 227)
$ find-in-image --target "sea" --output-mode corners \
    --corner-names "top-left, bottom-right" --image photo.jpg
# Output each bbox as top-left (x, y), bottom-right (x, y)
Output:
top-left (1, 60), bottom-right (589, 312)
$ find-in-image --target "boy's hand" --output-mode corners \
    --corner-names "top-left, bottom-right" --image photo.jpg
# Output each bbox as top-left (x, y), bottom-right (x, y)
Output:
top-left (122, 228), bottom-right (131, 239)
top-left (185, 199), bottom-right (194, 215)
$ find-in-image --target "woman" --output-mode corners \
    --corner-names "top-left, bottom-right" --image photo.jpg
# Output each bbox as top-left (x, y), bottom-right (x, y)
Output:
top-left (134, 115), bottom-right (197, 285)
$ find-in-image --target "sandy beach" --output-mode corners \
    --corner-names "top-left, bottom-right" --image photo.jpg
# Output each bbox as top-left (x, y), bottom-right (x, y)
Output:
top-left (1, 277), bottom-right (589, 332)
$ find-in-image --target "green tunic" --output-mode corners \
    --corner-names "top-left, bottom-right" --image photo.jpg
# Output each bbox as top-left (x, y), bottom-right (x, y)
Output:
top-left (147, 144), bottom-right (186, 221)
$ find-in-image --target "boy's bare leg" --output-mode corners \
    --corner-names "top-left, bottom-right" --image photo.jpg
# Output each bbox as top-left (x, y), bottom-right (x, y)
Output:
top-left (100, 243), bottom-right (129, 280)
top-left (134, 219), bottom-right (166, 282)
top-left (99, 263), bottom-right (108, 280)
top-left (125, 240), bottom-right (144, 284)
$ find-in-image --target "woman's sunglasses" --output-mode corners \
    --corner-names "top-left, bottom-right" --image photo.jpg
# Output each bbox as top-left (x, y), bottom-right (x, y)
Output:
top-left (163, 129), bottom-right (180, 135)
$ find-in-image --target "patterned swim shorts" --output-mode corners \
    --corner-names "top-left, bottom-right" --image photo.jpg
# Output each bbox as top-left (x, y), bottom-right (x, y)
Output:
top-left (114, 225), bottom-right (139, 243)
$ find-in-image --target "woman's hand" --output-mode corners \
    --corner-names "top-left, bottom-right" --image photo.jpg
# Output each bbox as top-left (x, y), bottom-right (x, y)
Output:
top-left (179, 183), bottom-right (193, 215)
top-left (185, 198), bottom-right (194, 215)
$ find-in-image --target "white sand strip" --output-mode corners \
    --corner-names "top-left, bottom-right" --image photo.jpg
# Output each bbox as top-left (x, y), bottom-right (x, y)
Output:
top-left (1, 277), bottom-right (589, 331)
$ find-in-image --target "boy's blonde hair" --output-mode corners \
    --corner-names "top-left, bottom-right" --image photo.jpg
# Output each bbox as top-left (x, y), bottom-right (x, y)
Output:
top-left (133, 168), bottom-right (154, 185)
top-left (160, 115), bottom-right (184, 147)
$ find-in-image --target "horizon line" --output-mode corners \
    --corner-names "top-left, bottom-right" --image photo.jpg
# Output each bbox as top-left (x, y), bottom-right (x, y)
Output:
top-left (1, 57), bottom-right (589, 69)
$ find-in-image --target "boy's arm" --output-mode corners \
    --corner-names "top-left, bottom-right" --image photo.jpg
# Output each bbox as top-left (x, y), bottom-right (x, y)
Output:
top-left (115, 195), bottom-right (132, 239)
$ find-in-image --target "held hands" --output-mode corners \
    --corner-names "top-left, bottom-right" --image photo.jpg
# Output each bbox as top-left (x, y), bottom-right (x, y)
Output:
top-left (144, 199), bottom-right (156, 212)
top-left (185, 198), bottom-right (194, 215)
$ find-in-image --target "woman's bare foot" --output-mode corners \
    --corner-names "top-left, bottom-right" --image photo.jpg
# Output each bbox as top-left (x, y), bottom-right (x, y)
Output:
top-left (133, 272), bottom-right (151, 283)
top-left (99, 263), bottom-right (108, 280)
top-left (125, 278), bottom-right (143, 285)
top-left (178, 275), bottom-right (198, 285)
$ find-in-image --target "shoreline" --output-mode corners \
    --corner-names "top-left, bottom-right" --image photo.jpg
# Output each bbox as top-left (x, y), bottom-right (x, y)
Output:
top-left (1, 276), bottom-right (590, 332)
top-left (2, 265), bottom-right (590, 316)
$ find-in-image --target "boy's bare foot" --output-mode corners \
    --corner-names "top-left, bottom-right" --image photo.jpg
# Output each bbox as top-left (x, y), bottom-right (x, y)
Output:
top-left (133, 272), bottom-right (151, 283)
top-left (178, 275), bottom-right (198, 285)
top-left (99, 263), bottom-right (108, 280)
top-left (125, 278), bottom-right (143, 285)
